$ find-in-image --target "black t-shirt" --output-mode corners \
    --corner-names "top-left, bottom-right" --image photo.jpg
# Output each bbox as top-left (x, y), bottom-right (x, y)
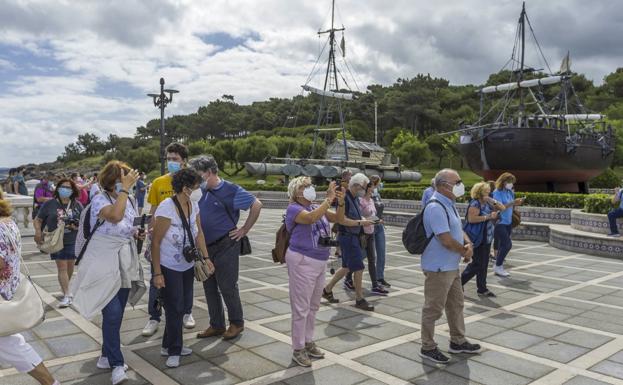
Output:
top-left (37, 199), bottom-right (83, 245)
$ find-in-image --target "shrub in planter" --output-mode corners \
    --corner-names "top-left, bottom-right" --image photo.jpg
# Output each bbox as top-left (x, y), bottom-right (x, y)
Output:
top-left (584, 194), bottom-right (617, 214)
top-left (590, 168), bottom-right (621, 189)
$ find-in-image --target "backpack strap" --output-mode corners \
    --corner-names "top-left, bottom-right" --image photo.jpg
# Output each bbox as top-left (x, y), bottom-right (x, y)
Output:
top-left (423, 198), bottom-right (452, 240)
top-left (75, 193), bottom-right (113, 265)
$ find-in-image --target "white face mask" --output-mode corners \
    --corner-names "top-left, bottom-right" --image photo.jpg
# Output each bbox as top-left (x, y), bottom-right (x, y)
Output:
top-left (189, 188), bottom-right (203, 203)
top-left (505, 183), bottom-right (514, 190)
top-left (452, 182), bottom-right (465, 198)
top-left (302, 186), bottom-right (316, 202)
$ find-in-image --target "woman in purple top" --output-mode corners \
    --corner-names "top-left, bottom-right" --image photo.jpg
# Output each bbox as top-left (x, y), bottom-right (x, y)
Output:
top-left (285, 177), bottom-right (344, 367)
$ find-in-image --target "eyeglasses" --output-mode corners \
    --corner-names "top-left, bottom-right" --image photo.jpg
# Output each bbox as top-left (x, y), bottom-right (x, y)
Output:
top-left (443, 179), bottom-right (463, 186)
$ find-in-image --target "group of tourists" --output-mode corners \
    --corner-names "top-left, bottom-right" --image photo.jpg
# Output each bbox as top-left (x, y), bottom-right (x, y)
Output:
top-left (5, 150), bottom-right (622, 383)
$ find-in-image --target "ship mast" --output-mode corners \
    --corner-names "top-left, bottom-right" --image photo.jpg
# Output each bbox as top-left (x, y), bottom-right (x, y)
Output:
top-left (312, 0), bottom-right (348, 160)
top-left (518, 2), bottom-right (526, 120)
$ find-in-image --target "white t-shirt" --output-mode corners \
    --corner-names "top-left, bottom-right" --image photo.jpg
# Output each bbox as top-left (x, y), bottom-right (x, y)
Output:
top-left (154, 197), bottom-right (199, 272)
top-left (90, 192), bottom-right (137, 239)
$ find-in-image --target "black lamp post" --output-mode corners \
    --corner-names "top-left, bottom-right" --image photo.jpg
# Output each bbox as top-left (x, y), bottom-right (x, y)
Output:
top-left (147, 77), bottom-right (178, 175)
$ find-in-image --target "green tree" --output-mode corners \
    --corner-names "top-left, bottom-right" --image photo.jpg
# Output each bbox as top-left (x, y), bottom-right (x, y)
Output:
top-left (391, 131), bottom-right (430, 168)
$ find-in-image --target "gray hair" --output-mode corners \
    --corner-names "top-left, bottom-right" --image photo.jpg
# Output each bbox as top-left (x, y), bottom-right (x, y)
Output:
top-left (349, 173), bottom-right (370, 188)
top-left (434, 168), bottom-right (458, 189)
top-left (430, 178), bottom-right (436, 188)
top-left (189, 155), bottom-right (218, 174)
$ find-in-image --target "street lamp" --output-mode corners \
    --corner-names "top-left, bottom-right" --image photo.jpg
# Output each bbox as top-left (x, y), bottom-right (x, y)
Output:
top-left (147, 77), bottom-right (179, 175)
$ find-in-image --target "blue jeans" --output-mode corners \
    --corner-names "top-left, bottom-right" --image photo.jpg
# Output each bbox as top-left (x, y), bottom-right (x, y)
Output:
top-left (162, 265), bottom-right (194, 356)
top-left (203, 237), bottom-right (244, 329)
top-left (374, 224), bottom-right (386, 280)
top-left (461, 242), bottom-right (492, 293)
top-left (149, 264), bottom-right (193, 322)
top-left (101, 288), bottom-right (130, 368)
top-left (607, 208), bottom-right (623, 234)
top-left (494, 224), bottom-right (513, 267)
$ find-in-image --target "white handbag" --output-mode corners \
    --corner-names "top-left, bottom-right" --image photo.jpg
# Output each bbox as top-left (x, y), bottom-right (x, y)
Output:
top-left (0, 233), bottom-right (46, 336)
top-left (38, 222), bottom-right (65, 254)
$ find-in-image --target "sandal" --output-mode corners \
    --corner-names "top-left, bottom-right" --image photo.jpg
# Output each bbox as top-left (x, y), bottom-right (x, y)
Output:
top-left (322, 288), bottom-right (339, 304)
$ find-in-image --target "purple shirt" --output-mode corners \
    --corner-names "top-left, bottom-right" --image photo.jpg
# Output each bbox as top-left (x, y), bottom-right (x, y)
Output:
top-left (285, 203), bottom-right (331, 261)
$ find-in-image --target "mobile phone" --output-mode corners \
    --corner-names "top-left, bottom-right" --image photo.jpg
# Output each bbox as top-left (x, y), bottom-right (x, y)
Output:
top-left (133, 215), bottom-right (153, 227)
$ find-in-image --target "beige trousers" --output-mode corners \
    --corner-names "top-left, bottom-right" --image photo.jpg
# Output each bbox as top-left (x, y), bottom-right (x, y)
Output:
top-left (420, 270), bottom-right (466, 350)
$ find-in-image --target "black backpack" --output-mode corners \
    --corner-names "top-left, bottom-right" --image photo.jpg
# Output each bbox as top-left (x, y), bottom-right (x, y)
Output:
top-left (402, 199), bottom-right (450, 254)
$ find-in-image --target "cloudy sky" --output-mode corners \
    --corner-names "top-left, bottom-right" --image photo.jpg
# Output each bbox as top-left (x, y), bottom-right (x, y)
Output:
top-left (0, 0), bottom-right (620, 167)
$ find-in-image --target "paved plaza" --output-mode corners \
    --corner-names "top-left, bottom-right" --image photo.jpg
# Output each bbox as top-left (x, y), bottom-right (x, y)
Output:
top-left (2, 208), bottom-right (623, 385)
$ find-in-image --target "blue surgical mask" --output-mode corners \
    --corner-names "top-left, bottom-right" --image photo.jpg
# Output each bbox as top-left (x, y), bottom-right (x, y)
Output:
top-left (379, 182), bottom-right (384, 191)
top-left (115, 182), bottom-right (124, 193)
top-left (58, 187), bottom-right (72, 199)
top-left (200, 181), bottom-right (208, 191)
top-left (167, 161), bottom-right (181, 174)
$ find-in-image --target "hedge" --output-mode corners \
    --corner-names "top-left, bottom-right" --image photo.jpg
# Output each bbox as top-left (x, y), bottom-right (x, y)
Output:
top-left (584, 194), bottom-right (616, 214)
top-left (243, 184), bottom-right (618, 214)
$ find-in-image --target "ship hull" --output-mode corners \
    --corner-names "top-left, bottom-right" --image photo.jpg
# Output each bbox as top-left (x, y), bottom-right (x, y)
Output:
top-left (458, 127), bottom-right (614, 192)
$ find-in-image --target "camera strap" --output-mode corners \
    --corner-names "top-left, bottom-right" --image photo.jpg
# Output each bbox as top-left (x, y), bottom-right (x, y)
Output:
top-left (172, 196), bottom-right (195, 250)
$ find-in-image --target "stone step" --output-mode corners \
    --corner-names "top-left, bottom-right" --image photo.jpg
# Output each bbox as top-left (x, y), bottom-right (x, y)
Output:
top-left (549, 224), bottom-right (623, 259)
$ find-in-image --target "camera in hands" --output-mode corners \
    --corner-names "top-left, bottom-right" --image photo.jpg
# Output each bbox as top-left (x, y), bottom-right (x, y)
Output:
top-left (318, 236), bottom-right (339, 247)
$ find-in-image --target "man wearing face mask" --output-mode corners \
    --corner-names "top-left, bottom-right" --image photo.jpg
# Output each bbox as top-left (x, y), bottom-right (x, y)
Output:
top-left (142, 143), bottom-right (196, 337)
top-left (322, 173), bottom-right (376, 311)
top-left (191, 155), bottom-right (263, 340)
top-left (419, 169), bottom-right (481, 364)
top-left (491, 172), bottom-right (524, 277)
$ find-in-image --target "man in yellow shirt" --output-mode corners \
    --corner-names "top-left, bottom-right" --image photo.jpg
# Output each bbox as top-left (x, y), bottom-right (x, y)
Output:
top-left (142, 143), bottom-right (197, 336)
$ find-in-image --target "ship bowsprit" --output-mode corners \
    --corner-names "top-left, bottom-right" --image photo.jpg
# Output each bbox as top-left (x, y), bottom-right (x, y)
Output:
top-left (459, 127), bottom-right (615, 192)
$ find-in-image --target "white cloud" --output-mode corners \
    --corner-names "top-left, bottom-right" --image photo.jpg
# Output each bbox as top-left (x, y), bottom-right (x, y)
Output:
top-left (0, 0), bottom-right (620, 166)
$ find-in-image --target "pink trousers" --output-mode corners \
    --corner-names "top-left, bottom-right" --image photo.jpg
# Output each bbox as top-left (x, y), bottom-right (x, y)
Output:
top-left (286, 249), bottom-right (327, 350)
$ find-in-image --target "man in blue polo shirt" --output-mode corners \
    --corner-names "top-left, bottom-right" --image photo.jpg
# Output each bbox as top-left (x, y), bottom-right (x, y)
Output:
top-left (419, 168), bottom-right (481, 364)
top-left (190, 155), bottom-right (263, 340)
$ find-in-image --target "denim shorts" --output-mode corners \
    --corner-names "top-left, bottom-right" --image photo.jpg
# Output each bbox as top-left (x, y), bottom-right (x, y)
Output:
top-left (338, 233), bottom-right (365, 272)
top-left (50, 243), bottom-right (76, 260)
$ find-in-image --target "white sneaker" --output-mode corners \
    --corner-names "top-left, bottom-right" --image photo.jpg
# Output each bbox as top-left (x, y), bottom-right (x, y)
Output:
top-left (183, 313), bottom-right (196, 329)
top-left (161, 346), bottom-right (192, 356)
top-left (166, 355), bottom-right (180, 368)
top-left (58, 296), bottom-right (72, 308)
top-left (494, 265), bottom-right (510, 277)
top-left (607, 233), bottom-right (622, 238)
top-left (141, 320), bottom-right (159, 337)
top-left (96, 356), bottom-right (128, 370)
top-left (111, 366), bottom-right (128, 385)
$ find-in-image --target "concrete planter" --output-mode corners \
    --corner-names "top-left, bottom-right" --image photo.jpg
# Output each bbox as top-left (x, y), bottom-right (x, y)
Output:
top-left (570, 209), bottom-right (623, 235)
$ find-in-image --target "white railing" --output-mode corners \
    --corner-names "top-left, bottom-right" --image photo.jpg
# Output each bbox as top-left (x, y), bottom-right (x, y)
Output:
top-left (5, 193), bottom-right (33, 228)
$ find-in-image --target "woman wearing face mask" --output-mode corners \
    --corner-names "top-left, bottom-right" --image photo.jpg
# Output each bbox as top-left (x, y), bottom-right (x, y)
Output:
top-left (151, 168), bottom-right (214, 368)
top-left (370, 175), bottom-right (390, 288)
top-left (491, 173), bottom-right (524, 277)
top-left (34, 178), bottom-right (83, 308)
top-left (343, 182), bottom-right (388, 295)
top-left (70, 161), bottom-right (145, 385)
top-left (285, 177), bottom-right (344, 367)
top-left (323, 173), bottom-right (376, 311)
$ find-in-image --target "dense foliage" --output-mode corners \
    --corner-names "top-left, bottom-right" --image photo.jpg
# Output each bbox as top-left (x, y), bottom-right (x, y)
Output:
top-left (57, 69), bottom-right (623, 180)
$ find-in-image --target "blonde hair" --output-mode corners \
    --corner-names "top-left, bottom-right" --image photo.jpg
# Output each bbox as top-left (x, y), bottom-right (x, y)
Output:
top-left (495, 172), bottom-right (516, 190)
top-left (470, 182), bottom-right (491, 200)
top-left (0, 186), bottom-right (11, 217)
top-left (287, 176), bottom-right (311, 201)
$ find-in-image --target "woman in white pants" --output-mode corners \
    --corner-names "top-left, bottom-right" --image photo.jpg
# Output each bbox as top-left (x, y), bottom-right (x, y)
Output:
top-left (0, 189), bottom-right (60, 385)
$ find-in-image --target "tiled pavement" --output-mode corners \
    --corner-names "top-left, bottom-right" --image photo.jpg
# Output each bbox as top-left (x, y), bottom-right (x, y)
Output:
top-left (3, 209), bottom-right (623, 385)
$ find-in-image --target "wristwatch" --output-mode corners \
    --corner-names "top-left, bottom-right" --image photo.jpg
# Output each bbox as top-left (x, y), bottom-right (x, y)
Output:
top-left (119, 189), bottom-right (129, 195)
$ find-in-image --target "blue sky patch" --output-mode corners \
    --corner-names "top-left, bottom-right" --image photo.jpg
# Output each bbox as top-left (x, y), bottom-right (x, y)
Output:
top-left (196, 31), bottom-right (260, 55)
